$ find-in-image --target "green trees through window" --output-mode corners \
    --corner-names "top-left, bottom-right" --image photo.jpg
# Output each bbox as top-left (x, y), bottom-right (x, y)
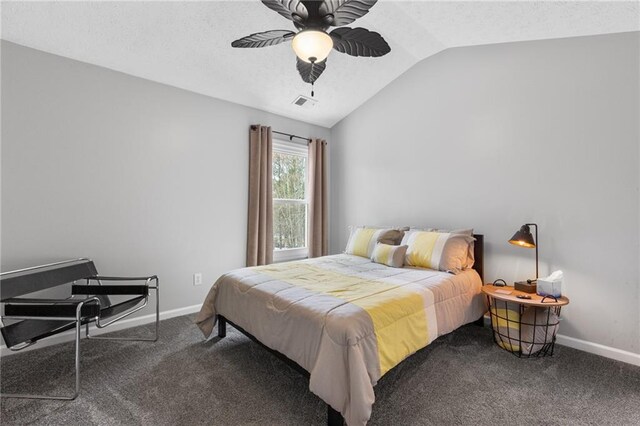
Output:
top-left (273, 150), bottom-right (307, 250)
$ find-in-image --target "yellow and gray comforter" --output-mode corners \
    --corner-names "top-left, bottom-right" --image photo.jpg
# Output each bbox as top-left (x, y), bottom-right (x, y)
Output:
top-left (196, 254), bottom-right (485, 426)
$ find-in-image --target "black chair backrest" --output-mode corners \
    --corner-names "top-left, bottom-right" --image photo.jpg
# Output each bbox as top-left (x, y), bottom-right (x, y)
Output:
top-left (1, 259), bottom-right (98, 301)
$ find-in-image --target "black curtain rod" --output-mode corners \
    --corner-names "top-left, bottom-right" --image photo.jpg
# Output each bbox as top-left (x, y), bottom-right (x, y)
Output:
top-left (272, 130), bottom-right (311, 142)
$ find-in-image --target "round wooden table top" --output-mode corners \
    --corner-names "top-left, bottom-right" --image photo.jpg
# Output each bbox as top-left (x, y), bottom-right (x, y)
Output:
top-left (482, 284), bottom-right (570, 307)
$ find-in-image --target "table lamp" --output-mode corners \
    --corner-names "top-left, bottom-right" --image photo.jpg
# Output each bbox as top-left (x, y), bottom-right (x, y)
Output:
top-left (508, 223), bottom-right (538, 293)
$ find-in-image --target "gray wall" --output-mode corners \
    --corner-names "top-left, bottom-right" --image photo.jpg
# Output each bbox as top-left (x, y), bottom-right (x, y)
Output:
top-left (330, 32), bottom-right (640, 354)
top-left (1, 41), bottom-right (330, 313)
top-left (2, 33), bottom-right (639, 355)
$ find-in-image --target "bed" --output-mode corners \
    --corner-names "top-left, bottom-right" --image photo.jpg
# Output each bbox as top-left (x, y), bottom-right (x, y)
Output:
top-left (196, 235), bottom-right (485, 426)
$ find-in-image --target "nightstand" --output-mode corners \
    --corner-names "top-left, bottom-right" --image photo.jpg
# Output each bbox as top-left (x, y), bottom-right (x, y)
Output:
top-left (482, 284), bottom-right (569, 358)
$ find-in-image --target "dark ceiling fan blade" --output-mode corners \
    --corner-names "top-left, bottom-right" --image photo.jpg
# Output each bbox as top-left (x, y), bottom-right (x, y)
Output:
top-left (261, 0), bottom-right (308, 23)
top-left (296, 57), bottom-right (327, 83)
top-left (319, 0), bottom-right (378, 26)
top-left (330, 27), bottom-right (390, 57)
top-left (231, 30), bottom-right (295, 48)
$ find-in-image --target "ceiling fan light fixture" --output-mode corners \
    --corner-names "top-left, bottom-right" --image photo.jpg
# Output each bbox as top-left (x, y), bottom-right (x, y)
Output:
top-left (291, 30), bottom-right (333, 63)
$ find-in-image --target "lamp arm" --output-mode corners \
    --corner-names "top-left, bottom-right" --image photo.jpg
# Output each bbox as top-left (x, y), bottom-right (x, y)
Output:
top-left (526, 223), bottom-right (539, 279)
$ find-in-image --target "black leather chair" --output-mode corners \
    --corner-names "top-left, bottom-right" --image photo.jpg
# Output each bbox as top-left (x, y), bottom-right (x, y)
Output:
top-left (0, 258), bottom-right (159, 400)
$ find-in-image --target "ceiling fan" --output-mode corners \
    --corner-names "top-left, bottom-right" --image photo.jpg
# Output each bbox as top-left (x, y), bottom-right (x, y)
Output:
top-left (231, 0), bottom-right (390, 96)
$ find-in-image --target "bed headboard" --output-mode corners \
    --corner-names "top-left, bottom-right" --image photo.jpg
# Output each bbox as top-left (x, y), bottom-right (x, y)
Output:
top-left (472, 234), bottom-right (484, 283)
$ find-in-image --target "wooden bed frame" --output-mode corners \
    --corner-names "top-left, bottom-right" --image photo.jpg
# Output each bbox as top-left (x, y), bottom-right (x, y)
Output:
top-left (217, 235), bottom-right (484, 426)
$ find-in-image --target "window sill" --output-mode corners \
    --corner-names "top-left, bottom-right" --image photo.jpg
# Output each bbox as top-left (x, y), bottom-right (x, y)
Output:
top-left (273, 248), bottom-right (308, 263)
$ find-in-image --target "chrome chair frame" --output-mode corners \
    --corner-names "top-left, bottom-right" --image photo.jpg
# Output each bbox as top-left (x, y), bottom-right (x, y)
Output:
top-left (0, 259), bottom-right (159, 400)
top-left (0, 297), bottom-right (99, 400)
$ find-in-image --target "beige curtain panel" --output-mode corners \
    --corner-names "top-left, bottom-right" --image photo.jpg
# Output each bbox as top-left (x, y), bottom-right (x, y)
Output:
top-left (308, 138), bottom-right (328, 258)
top-left (246, 125), bottom-right (273, 266)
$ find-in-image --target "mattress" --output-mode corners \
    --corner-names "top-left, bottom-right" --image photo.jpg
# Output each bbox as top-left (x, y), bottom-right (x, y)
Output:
top-left (196, 254), bottom-right (485, 426)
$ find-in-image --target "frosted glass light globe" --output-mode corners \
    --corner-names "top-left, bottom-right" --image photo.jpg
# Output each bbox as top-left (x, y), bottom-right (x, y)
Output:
top-left (291, 30), bottom-right (333, 63)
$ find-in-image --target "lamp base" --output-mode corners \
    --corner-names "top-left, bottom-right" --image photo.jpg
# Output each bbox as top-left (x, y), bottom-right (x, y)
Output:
top-left (514, 281), bottom-right (537, 294)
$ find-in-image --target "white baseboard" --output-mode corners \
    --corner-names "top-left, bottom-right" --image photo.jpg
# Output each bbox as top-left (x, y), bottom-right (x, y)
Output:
top-left (3, 305), bottom-right (639, 368)
top-left (1, 304), bottom-right (202, 357)
top-left (556, 334), bottom-right (640, 367)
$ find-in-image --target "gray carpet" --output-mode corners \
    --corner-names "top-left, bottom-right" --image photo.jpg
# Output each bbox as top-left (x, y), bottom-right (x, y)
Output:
top-left (1, 315), bottom-right (639, 426)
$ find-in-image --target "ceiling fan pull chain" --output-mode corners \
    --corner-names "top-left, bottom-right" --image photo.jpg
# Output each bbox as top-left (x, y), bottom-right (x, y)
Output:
top-left (309, 58), bottom-right (316, 97)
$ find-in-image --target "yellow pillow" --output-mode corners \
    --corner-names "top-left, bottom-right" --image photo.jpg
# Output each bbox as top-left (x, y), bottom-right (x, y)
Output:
top-left (371, 243), bottom-right (407, 268)
top-left (345, 227), bottom-right (405, 258)
top-left (401, 230), bottom-right (474, 273)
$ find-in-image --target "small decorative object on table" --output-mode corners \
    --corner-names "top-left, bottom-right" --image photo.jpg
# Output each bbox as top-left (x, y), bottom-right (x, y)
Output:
top-left (482, 284), bottom-right (569, 358)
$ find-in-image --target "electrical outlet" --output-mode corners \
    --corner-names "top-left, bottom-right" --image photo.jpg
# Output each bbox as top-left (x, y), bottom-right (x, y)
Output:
top-left (193, 273), bottom-right (202, 286)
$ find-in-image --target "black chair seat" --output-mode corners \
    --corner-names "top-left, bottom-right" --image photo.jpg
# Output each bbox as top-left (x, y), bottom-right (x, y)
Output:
top-left (1, 296), bottom-right (146, 348)
top-left (1, 319), bottom-right (76, 349)
top-left (99, 295), bottom-right (146, 319)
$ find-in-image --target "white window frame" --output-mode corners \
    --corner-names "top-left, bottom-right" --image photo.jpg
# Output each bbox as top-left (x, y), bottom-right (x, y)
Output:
top-left (272, 139), bottom-right (309, 262)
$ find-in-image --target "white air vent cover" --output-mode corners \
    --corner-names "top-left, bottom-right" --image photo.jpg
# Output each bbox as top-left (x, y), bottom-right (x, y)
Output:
top-left (292, 95), bottom-right (317, 109)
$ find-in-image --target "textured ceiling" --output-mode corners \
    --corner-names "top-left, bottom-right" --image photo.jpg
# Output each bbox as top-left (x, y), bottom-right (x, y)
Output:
top-left (2, 1), bottom-right (639, 128)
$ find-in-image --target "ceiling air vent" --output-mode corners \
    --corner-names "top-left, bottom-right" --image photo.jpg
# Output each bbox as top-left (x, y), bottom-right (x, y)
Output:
top-left (292, 95), bottom-right (317, 109)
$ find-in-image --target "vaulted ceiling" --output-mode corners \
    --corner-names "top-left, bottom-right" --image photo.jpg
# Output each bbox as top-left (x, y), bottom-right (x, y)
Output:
top-left (2, 1), bottom-right (638, 127)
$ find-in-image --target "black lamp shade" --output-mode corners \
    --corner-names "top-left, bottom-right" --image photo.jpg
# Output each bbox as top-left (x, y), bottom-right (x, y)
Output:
top-left (509, 225), bottom-right (536, 248)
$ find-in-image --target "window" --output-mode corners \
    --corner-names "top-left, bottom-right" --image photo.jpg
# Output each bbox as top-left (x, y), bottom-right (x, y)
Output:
top-left (272, 139), bottom-right (308, 262)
